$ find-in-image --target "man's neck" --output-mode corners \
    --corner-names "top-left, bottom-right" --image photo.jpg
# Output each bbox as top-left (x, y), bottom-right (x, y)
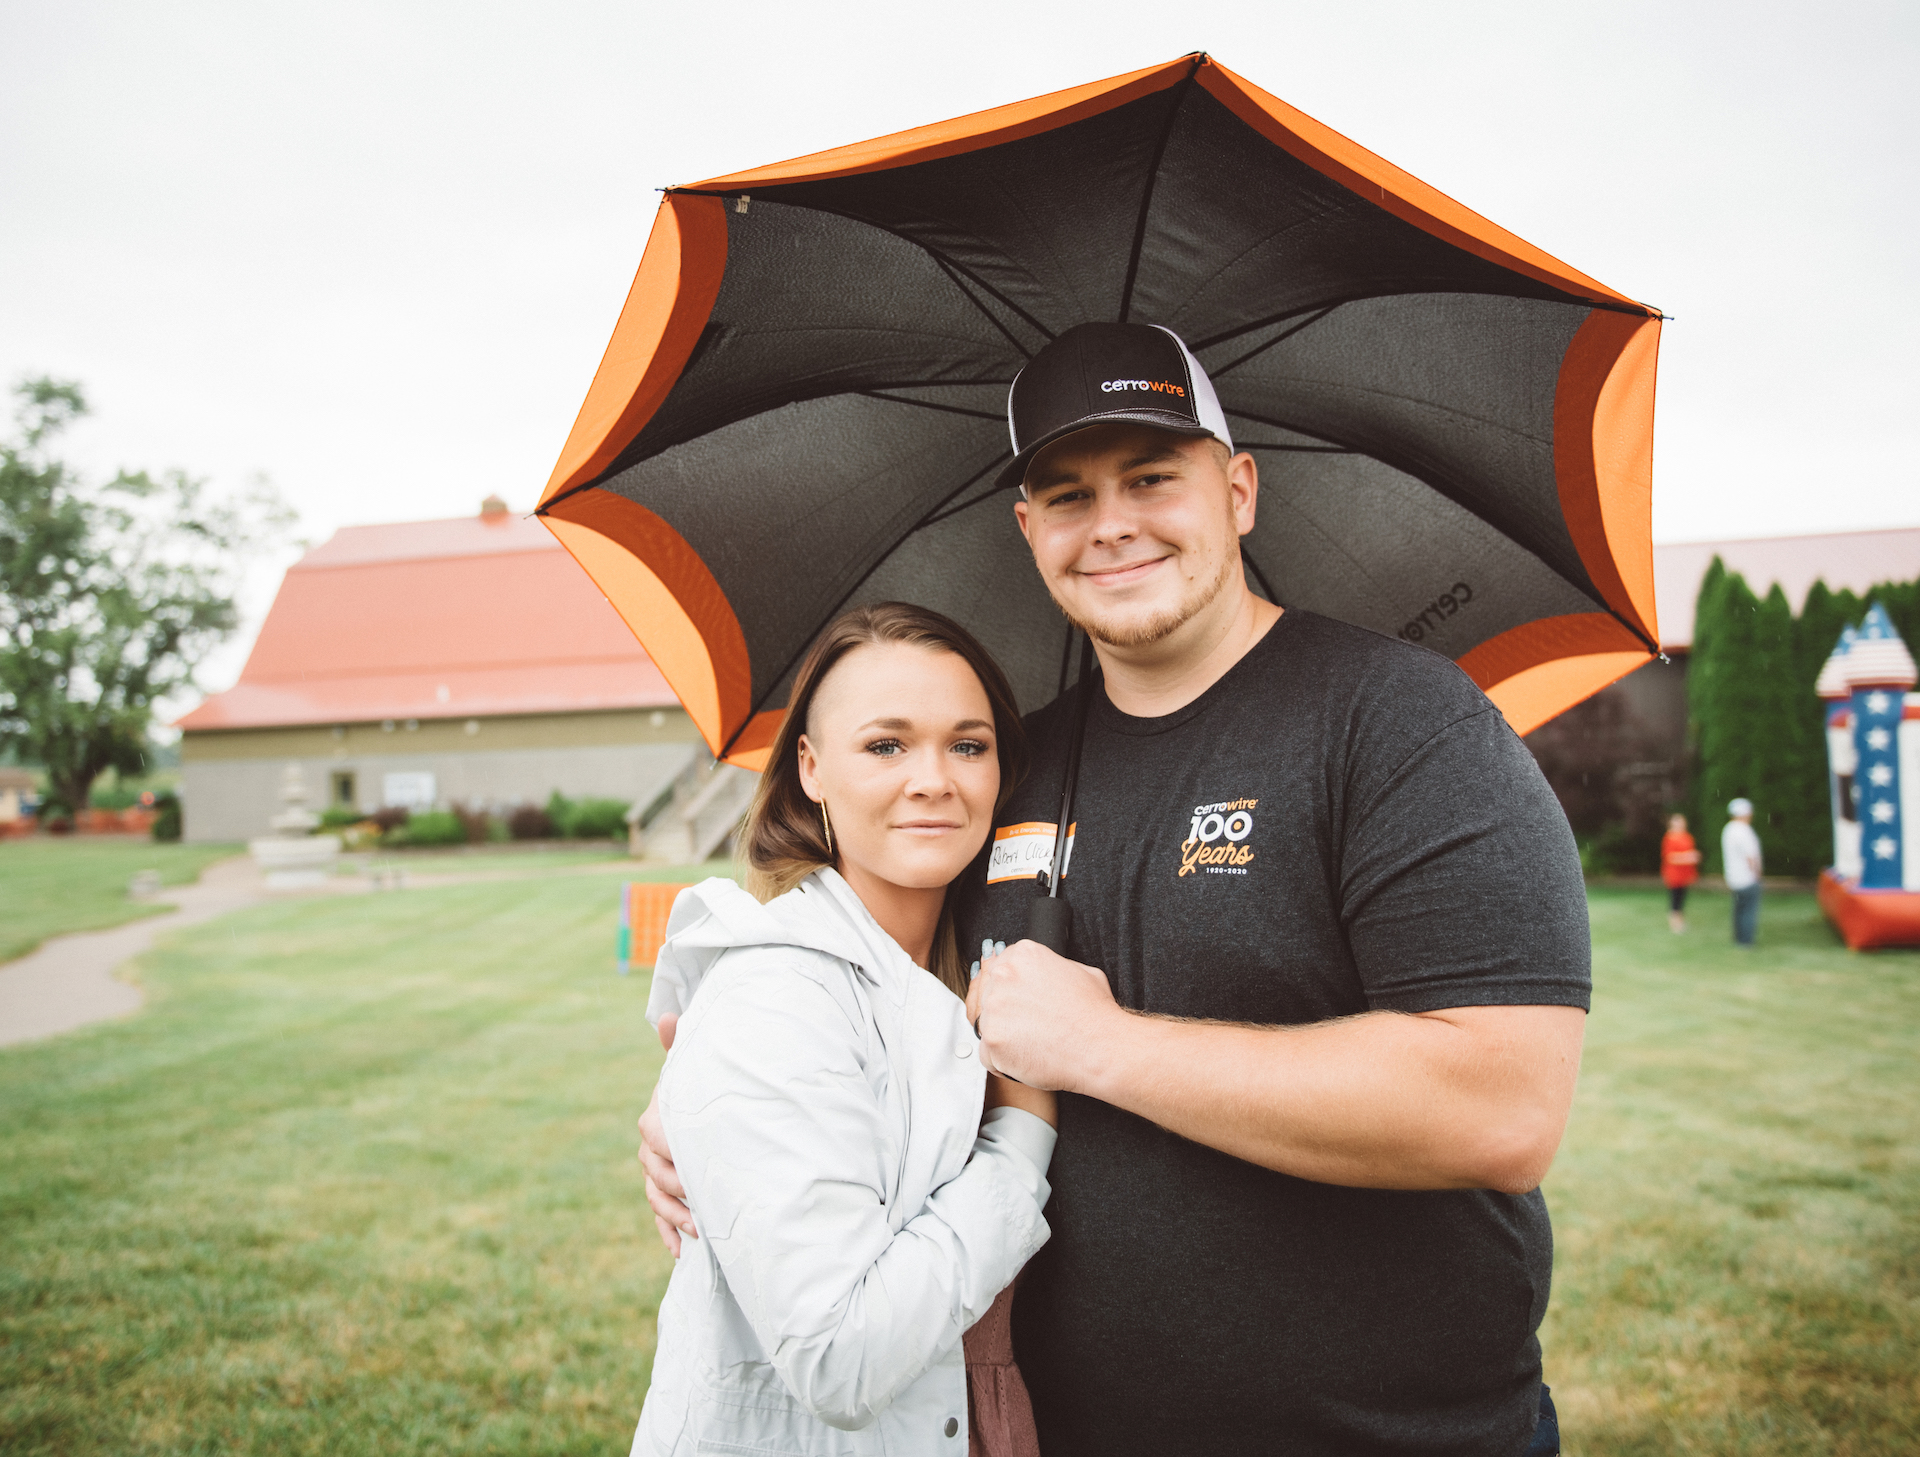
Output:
top-left (1092, 577), bottom-right (1283, 719)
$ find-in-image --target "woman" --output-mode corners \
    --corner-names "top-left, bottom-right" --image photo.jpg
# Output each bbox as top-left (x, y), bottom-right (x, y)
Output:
top-left (634, 603), bottom-right (1054, 1457)
top-left (1660, 812), bottom-right (1701, 933)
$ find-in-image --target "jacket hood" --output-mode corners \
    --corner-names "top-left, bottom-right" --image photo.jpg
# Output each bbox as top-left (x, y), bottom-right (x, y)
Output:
top-left (647, 870), bottom-right (913, 1028)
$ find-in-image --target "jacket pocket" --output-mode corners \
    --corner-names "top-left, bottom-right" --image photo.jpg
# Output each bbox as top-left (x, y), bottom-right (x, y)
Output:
top-left (686, 1378), bottom-right (872, 1457)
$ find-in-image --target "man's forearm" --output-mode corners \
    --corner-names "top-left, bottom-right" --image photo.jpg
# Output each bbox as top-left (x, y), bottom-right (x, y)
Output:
top-left (1065, 1002), bottom-right (1585, 1194)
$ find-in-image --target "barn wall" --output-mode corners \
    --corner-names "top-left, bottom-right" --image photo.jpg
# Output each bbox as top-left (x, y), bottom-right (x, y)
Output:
top-left (179, 707), bottom-right (703, 843)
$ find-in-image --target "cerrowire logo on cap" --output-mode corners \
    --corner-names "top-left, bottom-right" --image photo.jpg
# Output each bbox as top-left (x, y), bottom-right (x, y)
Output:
top-left (1100, 379), bottom-right (1187, 396)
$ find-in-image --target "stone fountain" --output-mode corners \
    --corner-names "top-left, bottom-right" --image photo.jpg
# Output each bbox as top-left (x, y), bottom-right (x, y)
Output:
top-left (249, 763), bottom-right (341, 889)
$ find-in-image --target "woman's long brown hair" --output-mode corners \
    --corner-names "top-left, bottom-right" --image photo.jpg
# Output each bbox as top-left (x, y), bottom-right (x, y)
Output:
top-left (742, 602), bottom-right (1029, 999)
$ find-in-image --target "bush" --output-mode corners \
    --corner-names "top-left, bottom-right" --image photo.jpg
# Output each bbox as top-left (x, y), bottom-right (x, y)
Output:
top-left (89, 781), bottom-right (142, 810)
top-left (398, 810), bottom-right (465, 847)
top-left (317, 805), bottom-right (362, 830)
top-left (507, 803), bottom-right (553, 840)
top-left (570, 797), bottom-right (631, 840)
top-left (369, 806), bottom-right (410, 833)
top-left (150, 793), bottom-right (181, 843)
top-left (542, 791), bottom-right (630, 841)
top-left (451, 803), bottom-right (494, 844)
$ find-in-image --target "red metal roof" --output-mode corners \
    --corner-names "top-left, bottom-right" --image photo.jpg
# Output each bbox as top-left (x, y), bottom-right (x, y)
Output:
top-left (177, 512), bottom-right (677, 730)
top-left (1654, 528), bottom-right (1920, 650)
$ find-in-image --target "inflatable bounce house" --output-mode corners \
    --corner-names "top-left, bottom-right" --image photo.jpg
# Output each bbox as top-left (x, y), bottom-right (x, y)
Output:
top-left (1815, 604), bottom-right (1920, 949)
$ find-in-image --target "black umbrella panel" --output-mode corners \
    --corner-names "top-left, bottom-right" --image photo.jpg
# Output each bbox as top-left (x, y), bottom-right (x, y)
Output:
top-left (537, 52), bottom-right (1662, 769)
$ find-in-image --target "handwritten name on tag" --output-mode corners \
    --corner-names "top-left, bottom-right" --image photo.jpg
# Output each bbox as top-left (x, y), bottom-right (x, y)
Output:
top-left (986, 821), bottom-right (1076, 884)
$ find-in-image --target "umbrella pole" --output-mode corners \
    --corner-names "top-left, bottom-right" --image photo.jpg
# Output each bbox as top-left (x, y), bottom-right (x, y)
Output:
top-left (1027, 632), bottom-right (1098, 954)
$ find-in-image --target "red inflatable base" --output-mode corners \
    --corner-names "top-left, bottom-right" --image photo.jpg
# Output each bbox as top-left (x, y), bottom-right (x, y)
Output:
top-left (1818, 870), bottom-right (1920, 950)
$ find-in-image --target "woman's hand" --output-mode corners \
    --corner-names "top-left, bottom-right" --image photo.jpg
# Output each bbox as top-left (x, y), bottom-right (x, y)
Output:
top-left (985, 1071), bottom-right (1057, 1128)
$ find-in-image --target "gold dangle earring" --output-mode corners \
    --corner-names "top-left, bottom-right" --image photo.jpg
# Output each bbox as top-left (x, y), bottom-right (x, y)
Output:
top-left (820, 800), bottom-right (834, 856)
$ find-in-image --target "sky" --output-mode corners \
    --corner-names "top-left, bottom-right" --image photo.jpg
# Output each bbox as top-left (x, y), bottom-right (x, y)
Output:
top-left (3, 0), bottom-right (1916, 708)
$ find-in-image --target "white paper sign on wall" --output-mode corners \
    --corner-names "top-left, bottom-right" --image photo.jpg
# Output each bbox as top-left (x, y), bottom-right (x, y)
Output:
top-left (383, 772), bottom-right (437, 810)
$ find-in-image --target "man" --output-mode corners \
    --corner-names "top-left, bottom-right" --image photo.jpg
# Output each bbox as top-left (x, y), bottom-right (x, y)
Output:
top-left (644, 323), bottom-right (1587, 1456)
top-left (1721, 798), bottom-right (1763, 946)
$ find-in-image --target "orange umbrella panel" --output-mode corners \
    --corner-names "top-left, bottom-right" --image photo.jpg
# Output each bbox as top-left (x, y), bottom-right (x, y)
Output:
top-left (539, 53), bottom-right (1661, 763)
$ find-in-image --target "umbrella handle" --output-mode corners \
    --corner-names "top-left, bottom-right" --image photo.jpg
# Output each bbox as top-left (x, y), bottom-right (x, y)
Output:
top-left (1027, 633), bottom-right (1098, 955)
top-left (1026, 891), bottom-right (1073, 953)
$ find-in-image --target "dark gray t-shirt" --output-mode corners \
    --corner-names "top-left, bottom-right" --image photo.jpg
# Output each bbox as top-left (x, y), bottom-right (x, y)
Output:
top-left (954, 609), bottom-right (1590, 1457)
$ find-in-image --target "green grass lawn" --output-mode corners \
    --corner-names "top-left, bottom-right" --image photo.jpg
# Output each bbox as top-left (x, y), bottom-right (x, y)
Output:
top-left (341, 846), bottom-right (657, 881)
top-left (0, 877), bottom-right (1914, 1454)
top-left (1543, 888), bottom-right (1920, 1455)
top-left (0, 873), bottom-right (678, 1456)
top-left (0, 838), bottom-right (240, 963)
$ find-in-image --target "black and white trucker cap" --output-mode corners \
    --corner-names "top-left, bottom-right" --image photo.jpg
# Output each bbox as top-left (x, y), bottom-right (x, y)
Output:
top-left (999, 322), bottom-right (1233, 493)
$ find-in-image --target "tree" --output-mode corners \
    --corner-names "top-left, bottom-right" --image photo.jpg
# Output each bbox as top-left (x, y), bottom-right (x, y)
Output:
top-left (0, 377), bottom-right (294, 815)
top-left (1688, 565), bottom-right (1920, 878)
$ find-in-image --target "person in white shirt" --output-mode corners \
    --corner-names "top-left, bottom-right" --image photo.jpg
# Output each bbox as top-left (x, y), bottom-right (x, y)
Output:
top-left (1721, 798), bottom-right (1764, 946)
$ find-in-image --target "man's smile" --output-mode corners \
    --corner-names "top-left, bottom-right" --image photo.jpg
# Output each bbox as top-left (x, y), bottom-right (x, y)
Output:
top-left (1075, 554), bottom-right (1175, 588)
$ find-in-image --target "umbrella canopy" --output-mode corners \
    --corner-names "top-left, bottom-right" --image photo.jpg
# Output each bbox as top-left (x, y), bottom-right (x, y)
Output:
top-left (537, 52), bottom-right (1662, 769)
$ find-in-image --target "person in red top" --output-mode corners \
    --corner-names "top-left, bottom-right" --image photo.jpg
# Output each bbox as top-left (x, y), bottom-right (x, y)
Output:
top-left (1661, 813), bottom-right (1703, 933)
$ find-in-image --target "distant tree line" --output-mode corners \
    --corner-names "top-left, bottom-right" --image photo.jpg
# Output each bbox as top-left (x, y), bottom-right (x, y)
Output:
top-left (1688, 559), bottom-right (1920, 877)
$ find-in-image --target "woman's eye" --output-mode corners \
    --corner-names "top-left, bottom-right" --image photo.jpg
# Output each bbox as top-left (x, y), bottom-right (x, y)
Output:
top-left (952, 739), bottom-right (989, 758)
top-left (864, 739), bottom-right (903, 757)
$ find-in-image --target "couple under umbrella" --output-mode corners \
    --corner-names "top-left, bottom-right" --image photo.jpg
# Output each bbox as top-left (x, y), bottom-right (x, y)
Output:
top-left (543, 53), bottom-right (1653, 1457)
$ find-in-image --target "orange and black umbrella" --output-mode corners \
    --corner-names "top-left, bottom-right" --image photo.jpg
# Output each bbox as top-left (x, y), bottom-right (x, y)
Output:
top-left (537, 53), bottom-right (1661, 769)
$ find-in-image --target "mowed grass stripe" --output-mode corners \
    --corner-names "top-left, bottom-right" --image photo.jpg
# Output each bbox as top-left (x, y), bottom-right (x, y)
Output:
top-left (1, 874), bottom-right (677, 1456)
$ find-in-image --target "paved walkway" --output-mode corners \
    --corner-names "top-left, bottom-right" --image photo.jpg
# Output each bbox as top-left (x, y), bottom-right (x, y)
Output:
top-left (0, 852), bottom-right (666, 1049)
top-left (0, 856), bottom-right (300, 1049)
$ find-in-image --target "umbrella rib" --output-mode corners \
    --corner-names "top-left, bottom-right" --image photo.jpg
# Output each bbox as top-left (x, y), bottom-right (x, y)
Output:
top-left (1187, 296), bottom-right (1383, 354)
top-left (1117, 57), bottom-right (1203, 324)
top-left (674, 188), bottom-right (1057, 355)
top-left (717, 451), bottom-right (1013, 760)
top-left (1232, 404), bottom-right (1660, 654)
top-left (858, 391), bottom-right (1007, 423)
top-left (918, 482), bottom-right (1019, 530)
top-left (925, 253), bottom-right (1046, 361)
top-left (1235, 442), bottom-right (1354, 454)
top-left (1208, 305), bottom-right (1345, 379)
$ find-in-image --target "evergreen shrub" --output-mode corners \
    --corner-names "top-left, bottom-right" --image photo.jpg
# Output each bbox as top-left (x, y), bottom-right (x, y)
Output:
top-left (1689, 562), bottom-right (1920, 877)
top-left (399, 810), bottom-right (466, 847)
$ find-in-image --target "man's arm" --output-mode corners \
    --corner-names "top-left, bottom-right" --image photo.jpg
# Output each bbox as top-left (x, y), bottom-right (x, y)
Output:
top-left (967, 944), bottom-right (1584, 1196)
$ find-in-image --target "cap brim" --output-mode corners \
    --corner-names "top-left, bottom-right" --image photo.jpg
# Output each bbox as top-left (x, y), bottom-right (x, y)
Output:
top-left (995, 410), bottom-right (1223, 493)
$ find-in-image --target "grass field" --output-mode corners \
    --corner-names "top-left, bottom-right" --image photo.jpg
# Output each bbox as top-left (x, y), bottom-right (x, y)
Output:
top-left (0, 876), bottom-right (1914, 1454)
top-left (1543, 888), bottom-right (1919, 1454)
top-left (0, 837), bottom-right (240, 962)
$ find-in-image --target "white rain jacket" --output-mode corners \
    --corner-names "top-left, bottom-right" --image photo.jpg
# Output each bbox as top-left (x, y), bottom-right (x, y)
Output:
top-left (631, 870), bottom-right (1055, 1457)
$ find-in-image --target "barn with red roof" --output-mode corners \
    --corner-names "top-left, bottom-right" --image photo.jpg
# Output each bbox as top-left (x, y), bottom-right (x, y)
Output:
top-left (175, 498), bottom-right (710, 843)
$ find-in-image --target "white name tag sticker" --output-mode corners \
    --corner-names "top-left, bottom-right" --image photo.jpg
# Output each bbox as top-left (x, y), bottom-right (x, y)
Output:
top-left (986, 821), bottom-right (1076, 884)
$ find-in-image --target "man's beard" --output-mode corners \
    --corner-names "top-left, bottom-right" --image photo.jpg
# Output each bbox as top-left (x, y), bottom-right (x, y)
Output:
top-left (1060, 549), bottom-right (1238, 650)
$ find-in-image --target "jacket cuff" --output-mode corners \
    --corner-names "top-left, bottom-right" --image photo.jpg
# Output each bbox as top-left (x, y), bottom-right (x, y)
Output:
top-left (975, 1106), bottom-right (1056, 1207)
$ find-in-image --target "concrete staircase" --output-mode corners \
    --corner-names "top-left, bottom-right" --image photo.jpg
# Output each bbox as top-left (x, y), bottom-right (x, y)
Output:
top-left (629, 755), bottom-right (759, 863)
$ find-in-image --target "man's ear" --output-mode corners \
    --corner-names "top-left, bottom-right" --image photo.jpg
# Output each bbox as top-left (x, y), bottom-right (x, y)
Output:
top-left (1013, 496), bottom-right (1032, 545)
top-left (1229, 451), bottom-right (1260, 536)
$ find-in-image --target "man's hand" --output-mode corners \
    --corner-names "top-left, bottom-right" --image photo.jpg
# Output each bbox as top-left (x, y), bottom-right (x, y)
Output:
top-left (965, 939), bottom-right (1121, 1090)
top-left (639, 1012), bottom-right (695, 1256)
